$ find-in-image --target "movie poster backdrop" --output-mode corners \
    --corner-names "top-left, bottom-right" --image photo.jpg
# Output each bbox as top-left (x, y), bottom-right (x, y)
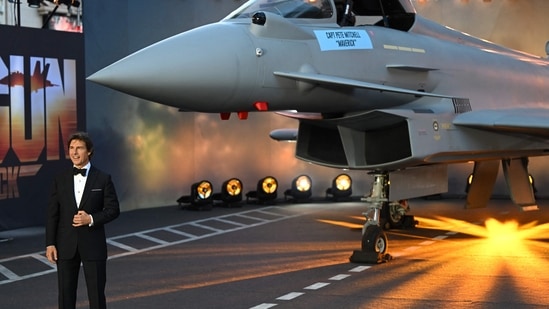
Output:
top-left (0, 25), bottom-right (85, 230)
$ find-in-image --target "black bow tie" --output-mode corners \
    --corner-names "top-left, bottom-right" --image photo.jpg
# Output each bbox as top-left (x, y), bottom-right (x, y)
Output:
top-left (73, 167), bottom-right (87, 176)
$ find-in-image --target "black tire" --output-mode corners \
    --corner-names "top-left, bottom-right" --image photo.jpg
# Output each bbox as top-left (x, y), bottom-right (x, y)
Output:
top-left (361, 225), bottom-right (388, 254)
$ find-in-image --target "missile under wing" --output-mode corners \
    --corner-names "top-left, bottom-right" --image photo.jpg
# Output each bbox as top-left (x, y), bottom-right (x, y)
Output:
top-left (89, 0), bottom-right (549, 261)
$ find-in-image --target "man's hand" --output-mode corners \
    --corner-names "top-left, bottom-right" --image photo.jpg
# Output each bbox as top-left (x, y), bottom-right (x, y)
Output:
top-left (46, 245), bottom-right (57, 264)
top-left (72, 210), bottom-right (92, 227)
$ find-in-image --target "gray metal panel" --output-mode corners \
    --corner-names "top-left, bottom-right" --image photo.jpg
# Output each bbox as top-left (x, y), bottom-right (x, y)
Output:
top-left (389, 165), bottom-right (448, 201)
top-left (338, 126), bottom-right (367, 167)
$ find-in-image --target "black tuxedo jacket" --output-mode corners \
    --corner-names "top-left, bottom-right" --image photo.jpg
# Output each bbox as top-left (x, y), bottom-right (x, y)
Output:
top-left (46, 165), bottom-right (120, 260)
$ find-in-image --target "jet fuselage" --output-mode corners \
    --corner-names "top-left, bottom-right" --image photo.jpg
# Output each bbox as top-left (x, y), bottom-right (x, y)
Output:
top-left (89, 0), bottom-right (549, 171)
top-left (89, 7), bottom-right (549, 115)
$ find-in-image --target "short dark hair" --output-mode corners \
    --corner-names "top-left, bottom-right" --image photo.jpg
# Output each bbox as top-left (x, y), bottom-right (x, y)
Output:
top-left (67, 132), bottom-right (94, 158)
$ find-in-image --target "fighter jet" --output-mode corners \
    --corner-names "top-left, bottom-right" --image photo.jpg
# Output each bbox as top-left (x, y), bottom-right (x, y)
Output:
top-left (88, 0), bottom-right (549, 262)
top-left (0, 61), bottom-right (57, 92)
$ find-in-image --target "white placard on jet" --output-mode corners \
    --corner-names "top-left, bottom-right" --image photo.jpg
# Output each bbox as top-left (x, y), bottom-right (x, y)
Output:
top-left (314, 30), bottom-right (373, 51)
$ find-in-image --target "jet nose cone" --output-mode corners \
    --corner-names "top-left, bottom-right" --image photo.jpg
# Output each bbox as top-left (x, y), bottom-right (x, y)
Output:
top-left (88, 23), bottom-right (254, 112)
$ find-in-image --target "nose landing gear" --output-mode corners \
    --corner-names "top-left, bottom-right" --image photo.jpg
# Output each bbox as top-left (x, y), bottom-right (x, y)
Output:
top-left (350, 171), bottom-right (399, 264)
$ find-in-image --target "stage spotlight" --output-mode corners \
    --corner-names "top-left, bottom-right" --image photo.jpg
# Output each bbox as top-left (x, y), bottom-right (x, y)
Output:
top-left (529, 174), bottom-right (538, 194)
top-left (284, 174), bottom-right (312, 202)
top-left (326, 173), bottom-right (352, 201)
top-left (466, 173), bottom-right (537, 195)
top-left (176, 180), bottom-right (213, 210)
top-left (245, 176), bottom-right (278, 204)
top-left (51, 0), bottom-right (80, 7)
top-left (213, 178), bottom-right (243, 207)
top-left (27, 0), bottom-right (40, 8)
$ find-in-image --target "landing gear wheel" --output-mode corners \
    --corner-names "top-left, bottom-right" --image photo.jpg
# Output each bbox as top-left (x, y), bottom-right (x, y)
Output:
top-left (362, 225), bottom-right (388, 254)
top-left (388, 203), bottom-right (405, 229)
top-left (381, 202), bottom-right (408, 230)
top-left (350, 172), bottom-right (393, 264)
top-left (351, 225), bottom-right (392, 263)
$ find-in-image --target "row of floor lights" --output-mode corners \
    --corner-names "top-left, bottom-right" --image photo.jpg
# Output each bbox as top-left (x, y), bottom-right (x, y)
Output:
top-left (177, 174), bottom-right (353, 210)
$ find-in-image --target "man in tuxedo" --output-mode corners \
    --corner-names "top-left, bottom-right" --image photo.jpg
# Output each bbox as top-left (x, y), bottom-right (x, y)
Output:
top-left (46, 132), bottom-right (120, 309)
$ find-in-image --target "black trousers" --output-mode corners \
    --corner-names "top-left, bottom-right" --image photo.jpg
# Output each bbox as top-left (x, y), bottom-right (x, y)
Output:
top-left (57, 251), bottom-right (107, 309)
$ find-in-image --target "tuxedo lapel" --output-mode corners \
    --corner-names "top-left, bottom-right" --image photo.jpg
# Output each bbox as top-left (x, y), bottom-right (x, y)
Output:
top-left (65, 169), bottom-right (79, 210)
top-left (79, 167), bottom-right (97, 210)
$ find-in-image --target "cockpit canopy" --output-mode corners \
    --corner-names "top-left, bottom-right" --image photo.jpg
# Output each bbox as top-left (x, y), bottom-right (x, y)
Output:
top-left (353, 0), bottom-right (415, 16)
top-left (227, 0), bottom-right (334, 20)
top-left (226, 0), bottom-right (414, 19)
top-left (225, 0), bottom-right (416, 31)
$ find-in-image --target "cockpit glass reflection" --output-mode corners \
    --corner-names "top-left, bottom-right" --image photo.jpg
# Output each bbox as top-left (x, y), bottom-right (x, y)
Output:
top-left (227, 0), bottom-right (334, 19)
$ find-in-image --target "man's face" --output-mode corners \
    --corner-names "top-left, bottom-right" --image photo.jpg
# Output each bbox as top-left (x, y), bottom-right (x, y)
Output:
top-left (69, 139), bottom-right (90, 168)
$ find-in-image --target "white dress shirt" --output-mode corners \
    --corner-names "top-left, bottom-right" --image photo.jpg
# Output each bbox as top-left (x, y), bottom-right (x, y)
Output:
top-left (74, 162), bottom-right (91, 208)
top-left (74, 162), bottom-right (94, 226)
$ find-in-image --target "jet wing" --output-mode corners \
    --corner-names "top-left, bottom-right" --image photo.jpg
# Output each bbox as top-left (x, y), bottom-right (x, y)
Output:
top-left (453, 108), bottom-right (549, 138)
top-left (273, 71), bottom-right (455, 99)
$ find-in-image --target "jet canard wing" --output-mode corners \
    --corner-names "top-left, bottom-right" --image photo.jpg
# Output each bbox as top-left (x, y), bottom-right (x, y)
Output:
top-left (273, 71), bottom-right (456, 99)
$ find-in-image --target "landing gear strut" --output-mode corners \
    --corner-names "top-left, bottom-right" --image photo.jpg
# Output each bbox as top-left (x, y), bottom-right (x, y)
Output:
top-left (350, 172), bottom-right (394, 264)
